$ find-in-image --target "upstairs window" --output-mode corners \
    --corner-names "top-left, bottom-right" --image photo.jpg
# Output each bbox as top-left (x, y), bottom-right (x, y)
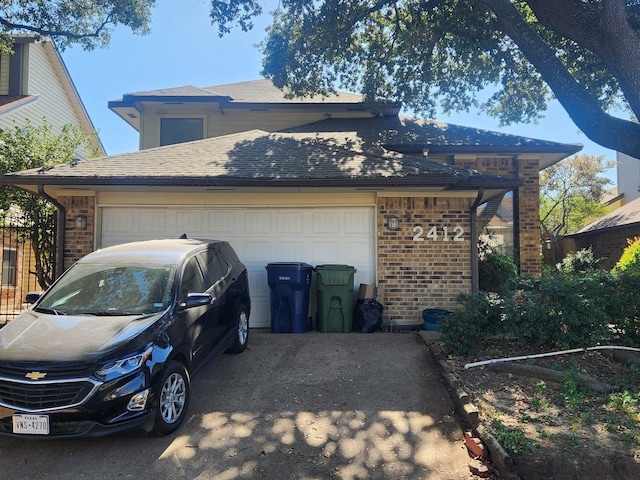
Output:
top-left (160, 118), bottom-right (204, 146)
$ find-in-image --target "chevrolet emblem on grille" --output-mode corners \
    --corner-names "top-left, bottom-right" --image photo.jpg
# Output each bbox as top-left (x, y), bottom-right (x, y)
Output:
top-left (25, 371), bottom-right (47, 380)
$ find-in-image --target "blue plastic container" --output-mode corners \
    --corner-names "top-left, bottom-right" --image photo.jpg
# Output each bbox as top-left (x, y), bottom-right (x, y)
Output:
top-left (422, 308), bottom-right (453, 331)
top-left (266, 262), bottom-right (313, 333)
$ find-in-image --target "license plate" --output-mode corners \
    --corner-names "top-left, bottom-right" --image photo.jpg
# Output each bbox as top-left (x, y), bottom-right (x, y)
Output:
top-left (12, 414), bottom-right (50, 435)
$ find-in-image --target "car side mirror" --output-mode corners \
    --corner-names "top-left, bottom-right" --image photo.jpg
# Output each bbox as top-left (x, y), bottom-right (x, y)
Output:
top-left (179, 293), bottom-right (212, 310)
top-left (25, 291), bottom-right (43, 304)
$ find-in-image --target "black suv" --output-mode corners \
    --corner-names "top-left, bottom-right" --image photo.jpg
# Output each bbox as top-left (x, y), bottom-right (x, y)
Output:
top-left (0, 238), bottom-right (250, 438)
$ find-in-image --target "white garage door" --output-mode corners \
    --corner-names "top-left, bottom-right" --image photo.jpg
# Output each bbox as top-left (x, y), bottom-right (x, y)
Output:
top-left (100, 207), bottom-right (376, 328)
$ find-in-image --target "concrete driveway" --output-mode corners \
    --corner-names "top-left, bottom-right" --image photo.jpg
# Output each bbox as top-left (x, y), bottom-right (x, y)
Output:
top-left (0, 330), bottom-right (472, 479)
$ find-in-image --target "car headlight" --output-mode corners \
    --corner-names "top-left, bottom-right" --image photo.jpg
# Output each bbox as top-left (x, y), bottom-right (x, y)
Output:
top-left (97, 346), bottom-right (153, 380)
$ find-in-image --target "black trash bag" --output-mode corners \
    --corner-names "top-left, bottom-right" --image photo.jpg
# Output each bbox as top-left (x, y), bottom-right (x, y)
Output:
top-left (353, 298), bottom-right (383, 333)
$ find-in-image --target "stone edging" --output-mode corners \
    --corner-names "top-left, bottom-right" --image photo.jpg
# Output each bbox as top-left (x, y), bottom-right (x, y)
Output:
top-left (418, 330), bottom-right (522, 480)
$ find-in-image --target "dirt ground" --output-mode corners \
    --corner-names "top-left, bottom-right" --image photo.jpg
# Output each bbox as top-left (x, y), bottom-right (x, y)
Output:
top-left (438, 341), bottom-right (640, 480)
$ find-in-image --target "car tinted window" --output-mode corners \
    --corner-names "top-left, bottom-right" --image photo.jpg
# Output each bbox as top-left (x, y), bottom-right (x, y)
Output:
top-left (38, 264), bottom-right (174, 315)
top-left (180, 257), bottom-right (206, 300)
top-left (197, 250), bottom-right (230, 287)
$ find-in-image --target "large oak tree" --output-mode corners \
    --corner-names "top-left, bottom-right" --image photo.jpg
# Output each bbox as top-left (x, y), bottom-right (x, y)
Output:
top-left (0, 0), bottom-right (155, 52)
top-left (210, 0), bottom-right (640, 158)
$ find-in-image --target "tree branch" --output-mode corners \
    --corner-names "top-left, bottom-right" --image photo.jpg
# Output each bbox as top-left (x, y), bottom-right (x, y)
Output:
top-left (0, 11), bottom-right (113, 41)
top-left (479, 0), bottom-right (640, 157)
top-left (525, 0), bottom-right (640, 118)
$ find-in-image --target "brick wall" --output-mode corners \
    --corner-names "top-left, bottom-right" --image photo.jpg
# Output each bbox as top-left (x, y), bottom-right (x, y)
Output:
top-left (60, 196), bottom-right (95, 270)
top-left (565, 225), bottom-right (640, 270)
top-left (516, 159), bottom-right (542, 275)
top-left (377, 196), bottom-right (473, 324)
top-left (454, 156), bottom-right (541, 276)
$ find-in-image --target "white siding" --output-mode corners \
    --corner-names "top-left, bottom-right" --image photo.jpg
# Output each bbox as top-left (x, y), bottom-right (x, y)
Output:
top-left (0, 44), bottom-right (87, 139)
top-left (139, 103), bottom-right (370, 149)
top-left (617, 152), bottom-right (640, 204)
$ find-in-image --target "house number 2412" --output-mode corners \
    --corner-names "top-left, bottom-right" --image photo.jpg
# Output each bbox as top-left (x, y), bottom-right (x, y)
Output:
top-left (412, 225), bottom-right (465, 242)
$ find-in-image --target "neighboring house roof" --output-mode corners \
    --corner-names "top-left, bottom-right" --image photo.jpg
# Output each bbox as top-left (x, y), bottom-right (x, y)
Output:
top-left (478, 194), bottom-right (513, 225)
top-left (569, 196), bottom-right (640, 236)
top-left (0, 129), bottom-right (520, 194)
top-left (282, 116), bottom-right (582, 169)
top-left (602, 186), bottom-right (624, 206)
top-left (0, 95), bottom-right (39, 114)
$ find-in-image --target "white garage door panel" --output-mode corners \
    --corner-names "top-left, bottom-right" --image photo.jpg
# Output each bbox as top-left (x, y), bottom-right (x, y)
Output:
top-left (100, 207), bottom-right (376, 328)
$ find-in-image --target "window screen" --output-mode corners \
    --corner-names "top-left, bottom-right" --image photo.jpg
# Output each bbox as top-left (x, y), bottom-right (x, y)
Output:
top-left (160, 118), bottom-right (204, 146)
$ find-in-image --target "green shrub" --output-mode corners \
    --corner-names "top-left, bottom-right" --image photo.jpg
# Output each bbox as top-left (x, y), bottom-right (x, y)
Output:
top-left (479, 252), bottom-right (518, 292)
top-left (557, 247), bottom-right (601, 275)
top-left (442, 271), bottom-right (620, 354)
top-left (505, 273), bottom-right (612, 349)
top-left (613, 237), bottom-right (640, 274)
top-left (608, 270), bottom-right (640, 344)
top-left (441, 292), bottom-right (505, 355)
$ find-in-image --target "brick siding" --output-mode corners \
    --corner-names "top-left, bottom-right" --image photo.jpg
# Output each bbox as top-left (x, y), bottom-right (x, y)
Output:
top-left (454, 156), bottom-right (541, 276)
top-left (377, 196), bottom-right (473, 324)
top-left (60, 196), bottom-right (95, 270)
top-left (59, 152), bottom-right (543, 325)
top-left (564, 225), bottom-right (640, 270)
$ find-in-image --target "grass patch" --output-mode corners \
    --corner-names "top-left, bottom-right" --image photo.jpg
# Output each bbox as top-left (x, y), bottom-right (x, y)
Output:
top-left (486, 418), bottom-right (538, 455)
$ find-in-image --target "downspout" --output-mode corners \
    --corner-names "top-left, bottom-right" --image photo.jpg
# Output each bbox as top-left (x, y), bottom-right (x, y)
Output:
top-left (38, 185), bottom-right (65, 279)
top-left (470, 188), bottom-right (484, 294)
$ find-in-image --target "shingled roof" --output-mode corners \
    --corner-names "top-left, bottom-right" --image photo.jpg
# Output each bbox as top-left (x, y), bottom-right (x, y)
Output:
top-left (120, 79), bottom-right (366, 104)
top-left (0, 129), bottom-right (518, 191)
top-left (282, 116), bottom-right (582, 167)
top-left (569, 196), bottom-right (640, 236)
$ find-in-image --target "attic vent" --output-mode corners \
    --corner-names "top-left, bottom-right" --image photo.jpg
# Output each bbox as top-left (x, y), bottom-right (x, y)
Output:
top-left (127, 113), bottom-right (137, 119)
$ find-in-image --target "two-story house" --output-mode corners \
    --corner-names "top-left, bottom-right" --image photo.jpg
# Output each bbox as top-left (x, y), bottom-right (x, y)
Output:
top-left (0, 36), bottom-right (104, 322)
top-left (0, 79), bottom-right (580, 328)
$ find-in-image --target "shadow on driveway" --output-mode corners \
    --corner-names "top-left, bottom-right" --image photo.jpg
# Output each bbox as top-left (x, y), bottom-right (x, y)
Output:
top-left (0, 330), bottom-right (473, 480)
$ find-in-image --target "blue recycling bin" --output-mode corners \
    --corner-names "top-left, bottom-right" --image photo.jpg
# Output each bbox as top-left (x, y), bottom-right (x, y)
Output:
top-left (266, 262), bottom-right (313, 333)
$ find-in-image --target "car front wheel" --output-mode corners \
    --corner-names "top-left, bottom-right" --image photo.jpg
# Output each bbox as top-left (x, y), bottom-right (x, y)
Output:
top-left (227, 304), bottom-right (249, 354)
top-left (152, 361), bottom-right (190, 436)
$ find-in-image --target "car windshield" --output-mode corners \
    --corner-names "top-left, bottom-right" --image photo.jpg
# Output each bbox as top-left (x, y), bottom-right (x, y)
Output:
top-left (36, 264), bottom-right (175, 316)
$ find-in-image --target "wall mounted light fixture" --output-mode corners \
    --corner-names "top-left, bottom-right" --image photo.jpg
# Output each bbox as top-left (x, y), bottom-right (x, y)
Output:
top-left (387, 215), bottom-right (400, 231)
top-left (75, 215), bottom-right (87, 229)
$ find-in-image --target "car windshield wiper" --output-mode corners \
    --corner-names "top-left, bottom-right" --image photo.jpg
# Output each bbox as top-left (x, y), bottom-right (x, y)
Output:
top-left (34, 307), bottom-right (67, 315)
top-left (83, 310), bottom-right (140, 316)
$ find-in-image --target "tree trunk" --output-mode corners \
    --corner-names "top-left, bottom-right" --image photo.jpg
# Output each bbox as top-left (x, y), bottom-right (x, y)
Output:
top-left (488, 362), bottom-right (618, 393)
top-left (480, 0), bottom-right (640, 158)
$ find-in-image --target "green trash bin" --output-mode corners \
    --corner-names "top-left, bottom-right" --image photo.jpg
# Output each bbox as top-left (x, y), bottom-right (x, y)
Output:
top-left (315, 264), bottom-right (356, 332)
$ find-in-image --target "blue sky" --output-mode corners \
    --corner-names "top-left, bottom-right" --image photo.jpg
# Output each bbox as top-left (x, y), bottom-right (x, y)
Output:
top-left (61, 0), bottom-right (617, 180)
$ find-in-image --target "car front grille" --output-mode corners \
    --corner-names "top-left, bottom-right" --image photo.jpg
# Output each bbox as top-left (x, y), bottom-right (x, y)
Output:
top-left (0, 363), bottom-right (94, 380)
top-left (0, 376), bottom-right (101, 412)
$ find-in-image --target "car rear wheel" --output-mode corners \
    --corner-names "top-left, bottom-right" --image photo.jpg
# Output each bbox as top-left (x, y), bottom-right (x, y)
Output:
top-left (152, 361), bottom-right (190, 436)
top-left (227, 305), bottom-right (249, 354)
